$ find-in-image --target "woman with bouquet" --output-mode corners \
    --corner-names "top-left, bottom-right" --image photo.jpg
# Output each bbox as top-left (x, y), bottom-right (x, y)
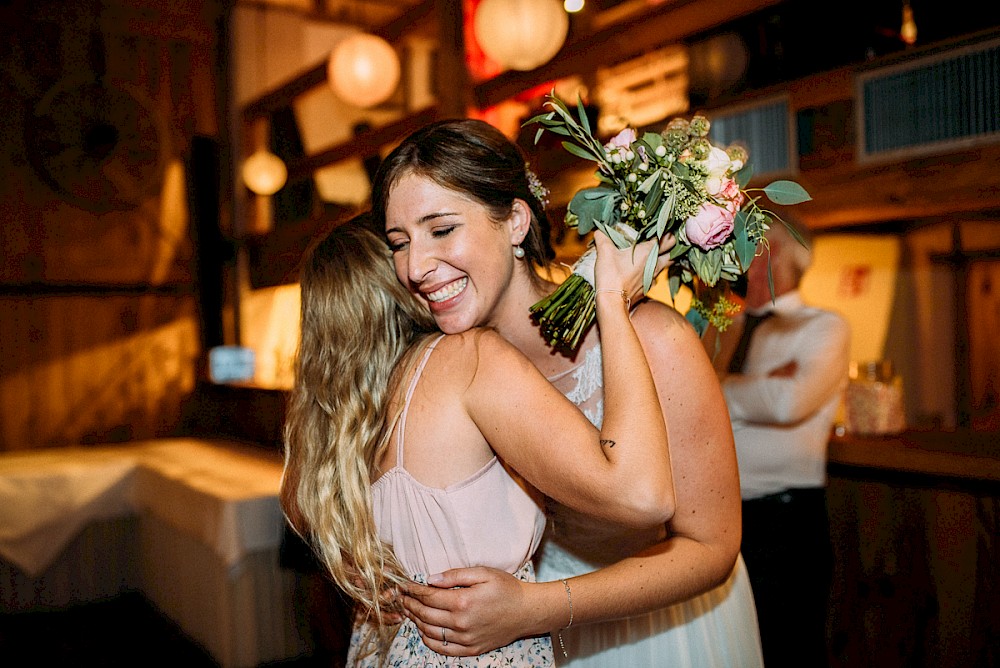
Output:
top-left (371, 118), bottom-right (764, 667)
top-left (282, 218), bottom-right (676, 666)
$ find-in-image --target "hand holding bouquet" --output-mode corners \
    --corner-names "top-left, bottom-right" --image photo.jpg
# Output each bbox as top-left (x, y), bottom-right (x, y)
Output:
top-left (526, 94), bottom-right (811, 351)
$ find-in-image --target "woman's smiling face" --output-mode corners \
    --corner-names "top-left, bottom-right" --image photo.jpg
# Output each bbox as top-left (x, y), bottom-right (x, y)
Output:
top-left (384, 172), bottom-right (524, 334)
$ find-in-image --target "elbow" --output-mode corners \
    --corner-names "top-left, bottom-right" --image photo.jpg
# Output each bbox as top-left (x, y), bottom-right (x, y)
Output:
top-left (616, 484), bottom-right (675, 527)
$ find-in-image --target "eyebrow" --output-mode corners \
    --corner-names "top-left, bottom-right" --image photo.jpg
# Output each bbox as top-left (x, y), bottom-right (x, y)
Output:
top-left (385, 210), bottom-right (460, 235)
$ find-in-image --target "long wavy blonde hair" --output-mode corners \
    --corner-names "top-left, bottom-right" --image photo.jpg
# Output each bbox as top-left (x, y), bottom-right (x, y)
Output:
top-left (281, 217), bottom-right (436, 643)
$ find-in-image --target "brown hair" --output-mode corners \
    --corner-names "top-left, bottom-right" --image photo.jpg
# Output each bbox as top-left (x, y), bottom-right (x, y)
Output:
top-left (370, 118), bottom-right (555, 269)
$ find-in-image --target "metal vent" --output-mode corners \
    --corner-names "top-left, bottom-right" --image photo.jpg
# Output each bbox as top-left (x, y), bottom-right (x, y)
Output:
top-left (708, 97), bottom-right (792, 177)
top-left (858, 37), bottom-right (1000, 162)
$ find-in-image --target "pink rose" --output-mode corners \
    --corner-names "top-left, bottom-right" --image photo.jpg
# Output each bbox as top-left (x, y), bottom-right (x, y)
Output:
top-left (685, 203), bottom-right (735, 250)
top-left (606, 128), bottom-right (636, 150)
top-left (718, 178), bottom-right (745, 213)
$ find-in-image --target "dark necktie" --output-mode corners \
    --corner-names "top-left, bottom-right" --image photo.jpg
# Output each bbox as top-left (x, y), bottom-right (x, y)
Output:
top-left (727, 311), bottom-right (773, 373)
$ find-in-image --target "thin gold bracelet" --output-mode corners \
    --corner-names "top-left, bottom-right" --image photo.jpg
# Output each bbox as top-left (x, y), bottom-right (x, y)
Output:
top-left (557, 578), bottom-right (574, 658)
top-left (596, 288), bottom-right (631, 311)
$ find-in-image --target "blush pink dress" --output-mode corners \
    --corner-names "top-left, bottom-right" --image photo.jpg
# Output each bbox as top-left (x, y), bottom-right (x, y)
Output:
top-left (348, 336), bottom-right (551, 667)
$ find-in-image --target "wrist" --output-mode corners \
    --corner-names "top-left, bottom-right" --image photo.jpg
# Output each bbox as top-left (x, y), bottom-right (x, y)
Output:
top-left (524, 579), bottom-right (573, 636)
top-left (595, 288), bottom-right (631, 311)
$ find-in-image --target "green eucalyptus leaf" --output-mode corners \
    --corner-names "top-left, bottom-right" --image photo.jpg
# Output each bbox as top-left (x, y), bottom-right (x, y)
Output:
top-left (582, 186), bottom-right (616, 200)
top-left (735, 164), bottom-right (753, 188)
top-left (668, 239), bottom-right (688, 259)
top-left (568, 189), bottom-right (605, 235)
top-left (643, 178), bottom-right (663, 213)
top-left (576, 96), bottom-right (591, 135)
top-left (686, 308), bottom-right (708, 337)
top-left (763, 180), bottom-right (812, 205)
top-left (641, 132), bottom-right (664, 152)
top-left (600, 192), bottom-right (619, 230)
top-left (668, 273), bottom-right (681, 299)
top-left (605, 224), bottom-right (630, 248)
top-left (643, 243), bottom-right (658, 293)
top-left (544, 125), bottom-right (572, 136)
top-left (734, 210), bottom-right (756, 270)
top-left (562, 141), bottom-right (601, 162)
top-left (657, 188), bottom-right (676, 238)
top-left (767, 255), bottom-right (776, 303)
top-left (779, 217), bottom-right (810, 249)
top-left (638, 170), bottom-right (660, 193)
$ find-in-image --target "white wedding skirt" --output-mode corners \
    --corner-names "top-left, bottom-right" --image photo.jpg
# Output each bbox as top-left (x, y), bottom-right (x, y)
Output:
top-left (535, 530), bottom-right (764, 668)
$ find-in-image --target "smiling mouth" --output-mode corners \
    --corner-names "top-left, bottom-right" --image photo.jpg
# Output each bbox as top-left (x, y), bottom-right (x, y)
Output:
top-left (425, 277), bottom-right (468, 303)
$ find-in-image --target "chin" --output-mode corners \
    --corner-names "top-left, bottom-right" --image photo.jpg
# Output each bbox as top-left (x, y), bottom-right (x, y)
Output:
top-left (433, 315), bottom-right (467, 335)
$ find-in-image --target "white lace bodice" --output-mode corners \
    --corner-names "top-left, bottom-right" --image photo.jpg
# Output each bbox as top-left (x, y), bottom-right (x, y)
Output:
top-left (540, 340), bottom-right (667, 574)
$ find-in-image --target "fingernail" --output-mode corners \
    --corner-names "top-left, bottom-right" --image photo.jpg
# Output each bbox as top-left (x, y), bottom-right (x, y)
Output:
top-left (427, 573), bottom-right (444, 585)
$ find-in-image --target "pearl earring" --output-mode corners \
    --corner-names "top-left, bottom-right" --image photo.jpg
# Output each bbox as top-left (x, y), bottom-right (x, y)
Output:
top-left (513, 245), bottom-right (525, 259)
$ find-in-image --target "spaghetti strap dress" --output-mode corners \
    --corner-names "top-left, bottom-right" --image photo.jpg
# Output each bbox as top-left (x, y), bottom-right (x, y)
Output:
top-left (536, 340), bottom-right (765, 668)
top-left (348, 335), bottom-right (552, 667)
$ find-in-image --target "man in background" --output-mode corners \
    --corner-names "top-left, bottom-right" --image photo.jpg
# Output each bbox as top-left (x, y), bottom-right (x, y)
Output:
top-left (714, 221), bottom-right (851, 667)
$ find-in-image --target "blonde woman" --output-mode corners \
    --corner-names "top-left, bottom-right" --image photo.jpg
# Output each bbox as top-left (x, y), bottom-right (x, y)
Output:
top-left (281, 219), bottom-right (675, 666)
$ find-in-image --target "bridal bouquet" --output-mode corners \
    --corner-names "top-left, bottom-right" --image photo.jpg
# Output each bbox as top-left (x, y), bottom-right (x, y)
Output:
top-left (526, 94), bottom-right (811, 351)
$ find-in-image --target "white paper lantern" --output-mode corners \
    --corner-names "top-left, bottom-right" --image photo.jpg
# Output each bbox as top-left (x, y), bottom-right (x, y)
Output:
top-left (473, 0), bottom-right (569, 71)
top-left (241, 149), bottom-right (288, 196)
top-left (327, 33), bottom-right (401, 108)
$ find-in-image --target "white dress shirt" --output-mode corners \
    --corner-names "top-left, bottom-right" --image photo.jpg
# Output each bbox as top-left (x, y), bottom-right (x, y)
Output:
top-left (722, 291), bottom-right (851, 500)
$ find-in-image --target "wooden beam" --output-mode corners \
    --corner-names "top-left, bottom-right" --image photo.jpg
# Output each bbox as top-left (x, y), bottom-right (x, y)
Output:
top-left (472, 0), bottom-right (785, 109)
top-left (0, 282), bottom-right (197, 297)
top-left (283, 106), bottom-right (440, 183)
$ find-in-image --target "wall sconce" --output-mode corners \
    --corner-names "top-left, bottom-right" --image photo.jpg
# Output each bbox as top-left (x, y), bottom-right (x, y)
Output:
top-left (473, 0), bottom-right (569, 72)
top-left (327, 33), bottom-right (401, 108)
top-left (241, 148), bottom-right (288, 196)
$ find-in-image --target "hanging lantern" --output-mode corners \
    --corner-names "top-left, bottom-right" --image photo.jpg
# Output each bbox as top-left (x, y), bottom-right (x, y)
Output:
top-left (241, 149), bottom-right (288, 196)
top-left (327, 33), bottom-right (401, 108)
top-left (473, 0), bottom-right (569, 72)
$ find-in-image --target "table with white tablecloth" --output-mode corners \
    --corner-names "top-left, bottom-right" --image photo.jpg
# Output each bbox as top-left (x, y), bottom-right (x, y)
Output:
top-left (0, 438), bottom-right (308, 667)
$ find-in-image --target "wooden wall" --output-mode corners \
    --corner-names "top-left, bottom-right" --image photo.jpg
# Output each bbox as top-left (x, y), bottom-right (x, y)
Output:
top-left (0, 0), bottom-right (229, 452)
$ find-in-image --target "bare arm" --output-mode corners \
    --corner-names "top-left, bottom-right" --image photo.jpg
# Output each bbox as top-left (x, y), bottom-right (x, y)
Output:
top-left (403, 302), bottom-right (743, 655)
top-left (464, 232), bottom-right (673, 526)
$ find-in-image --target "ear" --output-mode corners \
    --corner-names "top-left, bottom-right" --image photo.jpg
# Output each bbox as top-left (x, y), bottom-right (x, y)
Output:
top-left (507, 198), bottom-right (532, 245)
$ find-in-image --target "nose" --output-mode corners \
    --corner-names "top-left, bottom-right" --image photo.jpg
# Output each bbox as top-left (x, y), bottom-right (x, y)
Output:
top-left (406, 240), bottom-right (436, 286)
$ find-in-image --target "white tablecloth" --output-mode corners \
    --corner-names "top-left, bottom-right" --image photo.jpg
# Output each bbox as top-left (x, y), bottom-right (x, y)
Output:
top-left (0, 438), bottom-right (285, 578)
top-left (0, 438), bottom-right (303, 667)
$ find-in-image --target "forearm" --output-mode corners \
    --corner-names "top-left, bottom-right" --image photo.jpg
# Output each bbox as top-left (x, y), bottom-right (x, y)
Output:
top-left (594, 290), bottom-right (673, 517)
top-left (568, 535), bottom-right (736, 625)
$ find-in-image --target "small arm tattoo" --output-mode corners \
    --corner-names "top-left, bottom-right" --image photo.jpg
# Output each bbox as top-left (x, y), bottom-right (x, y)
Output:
top-left (600, 439), bottom-right (616, 448)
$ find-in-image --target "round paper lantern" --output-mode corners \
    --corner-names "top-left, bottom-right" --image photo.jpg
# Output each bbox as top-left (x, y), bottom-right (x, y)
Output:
top-left (327, 33), bottom-right (401, 108)
top-left (474, 0), bottom-right (569, 72)
top-left (242, 149), bottom-right (287, 196)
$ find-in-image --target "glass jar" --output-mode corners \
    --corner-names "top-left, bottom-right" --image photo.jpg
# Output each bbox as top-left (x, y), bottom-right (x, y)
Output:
top-left (844, 359), bottom-right (906, 436)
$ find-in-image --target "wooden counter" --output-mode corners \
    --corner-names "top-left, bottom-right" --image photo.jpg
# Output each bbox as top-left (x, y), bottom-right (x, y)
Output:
top-left (823, 429), bottom-right (999, 668)
top-left (827, 429), bottom-right (1000, 486)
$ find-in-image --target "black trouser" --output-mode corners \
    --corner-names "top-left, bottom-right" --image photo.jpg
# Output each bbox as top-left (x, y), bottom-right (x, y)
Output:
top-left (742, 487), bottom-right (832, 668)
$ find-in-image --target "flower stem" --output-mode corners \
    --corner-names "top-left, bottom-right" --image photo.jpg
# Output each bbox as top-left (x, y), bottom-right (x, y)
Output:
top-left (530, 273), bottom-right (597, 352)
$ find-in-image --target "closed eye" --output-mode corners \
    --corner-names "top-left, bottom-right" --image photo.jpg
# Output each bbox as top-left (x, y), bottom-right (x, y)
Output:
top-left (432, 225), bottom-right (457, 238)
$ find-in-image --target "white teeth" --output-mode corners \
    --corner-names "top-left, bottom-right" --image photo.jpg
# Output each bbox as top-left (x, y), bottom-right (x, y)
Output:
top-left (425, 277), bottom-right (467, 303)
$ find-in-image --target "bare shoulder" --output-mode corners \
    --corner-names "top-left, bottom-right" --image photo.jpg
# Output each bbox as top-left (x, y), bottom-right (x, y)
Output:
top-left (432, 328), bottom-right (533, 378)
top-left (629, 300), bottom-right (703, 355)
